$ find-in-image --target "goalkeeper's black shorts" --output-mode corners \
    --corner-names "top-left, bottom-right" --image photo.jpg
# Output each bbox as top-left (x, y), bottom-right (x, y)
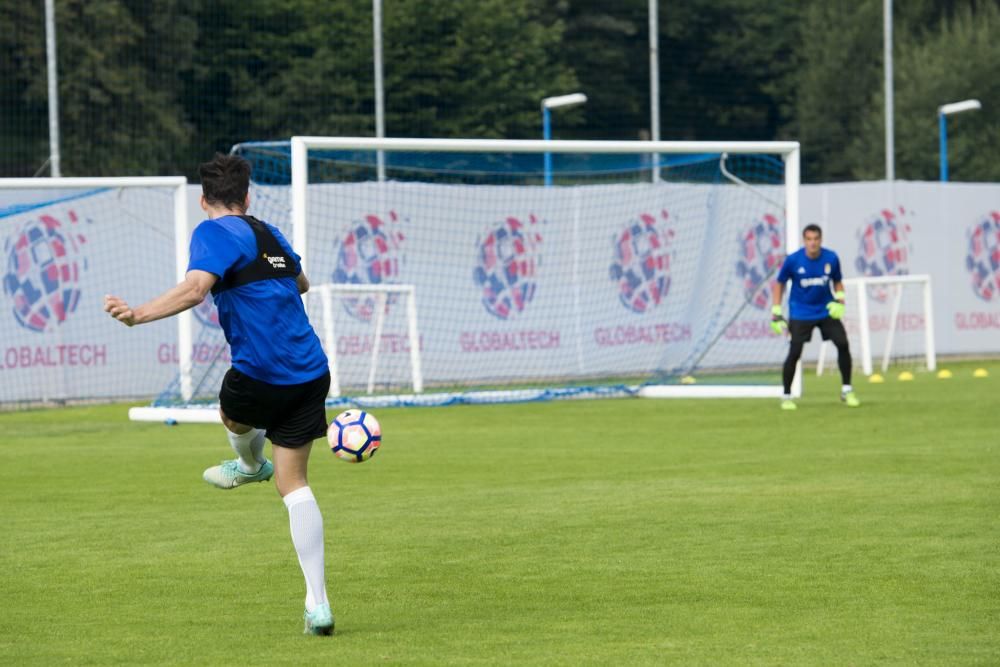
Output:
top-left (788, 317), bottom-right (849, 346)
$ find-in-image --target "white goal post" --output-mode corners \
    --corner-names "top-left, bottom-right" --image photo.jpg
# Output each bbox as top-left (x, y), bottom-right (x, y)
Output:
top-left (816, 274), bottom-right (936, 377)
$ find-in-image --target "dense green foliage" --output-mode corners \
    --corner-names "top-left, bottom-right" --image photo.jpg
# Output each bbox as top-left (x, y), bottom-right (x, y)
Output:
top-left (1, 362), bottom-right (997, 663)
top-left (1, 0), bottom-right (997, 181)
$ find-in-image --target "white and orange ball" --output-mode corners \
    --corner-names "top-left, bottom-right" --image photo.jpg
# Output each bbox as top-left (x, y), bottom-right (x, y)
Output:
top-left (328, 410), bottom-right (381, 463)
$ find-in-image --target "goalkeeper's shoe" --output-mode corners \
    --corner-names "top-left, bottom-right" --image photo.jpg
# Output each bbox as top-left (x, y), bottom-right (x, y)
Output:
top-left (841, 390), bottom-right (861, 408)
top-left (304, 603), bottom-right (335, 636)
top-left (780, 399), bottom-right (798, 411)
top-left (202, 458), bottom-right (273, 489)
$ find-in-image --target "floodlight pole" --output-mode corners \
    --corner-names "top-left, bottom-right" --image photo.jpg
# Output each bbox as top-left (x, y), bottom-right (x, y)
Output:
top-left (541, 93), bottom-right (587, 187)
top-left (938, 99), bottom-right (982, 182)
top-left (44, 0), bottom-right (61, 177)
top-left (883, 0), bottom-right (893, 182)
top-left (649, 0), bottom-right (661, 183)
top-left (373, 0), bottom-right (386, 182)
top-left (542, 106), bottom-right (552, 185)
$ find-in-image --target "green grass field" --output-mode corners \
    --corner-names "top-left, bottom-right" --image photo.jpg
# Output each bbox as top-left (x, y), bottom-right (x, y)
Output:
top-left (1, 362), bottom-right (998, 665)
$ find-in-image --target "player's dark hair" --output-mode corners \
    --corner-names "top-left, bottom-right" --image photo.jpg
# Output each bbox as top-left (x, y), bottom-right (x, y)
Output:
top-left (802, 223), bottom-right (823, 237)
top-left (199, 154), bottom-right (251, 209)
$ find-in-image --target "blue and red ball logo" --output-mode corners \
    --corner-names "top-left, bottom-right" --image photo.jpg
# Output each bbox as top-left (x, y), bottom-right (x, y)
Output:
top-left (473, 215), bottom-right (543, 320)
top-left (610, 211), bottom-right (675, 314)
top-left (3, 211), bottom-right (88, 333)
top-left (331, 211), bottom-right (406, 322)
top-left (736, 213), bottom-right (784, 310)
top-left (966, 211), bottom-right (1000, 302)
top-left (855, 207), bottom-right (912, 302)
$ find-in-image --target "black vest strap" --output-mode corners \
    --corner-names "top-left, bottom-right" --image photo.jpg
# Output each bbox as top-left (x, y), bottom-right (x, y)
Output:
top-left (211, 216), bottom-right (299, 296)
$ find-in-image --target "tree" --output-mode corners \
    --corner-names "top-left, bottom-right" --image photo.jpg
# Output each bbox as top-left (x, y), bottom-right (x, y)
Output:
top-left (783, 0), bottom-right (884, 182)
top-left (383, 0), bottom-right (579, 139)
top-left (853, 1), bottom-right (1000, 181)
top-left (0, 0), bottom-right (198, 176)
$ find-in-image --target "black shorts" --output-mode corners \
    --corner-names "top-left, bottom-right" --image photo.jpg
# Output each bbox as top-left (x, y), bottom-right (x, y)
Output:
top-left (219, 368), bottom-right (330, 448)
top-left (789, 317), bottom-right (849, 346)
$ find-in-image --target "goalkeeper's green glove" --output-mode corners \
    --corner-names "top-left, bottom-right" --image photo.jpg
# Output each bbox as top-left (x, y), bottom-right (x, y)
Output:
top-left (826, 291), bottom-right (846, 320)
top-left (770, 305), bottom-right (787, 335)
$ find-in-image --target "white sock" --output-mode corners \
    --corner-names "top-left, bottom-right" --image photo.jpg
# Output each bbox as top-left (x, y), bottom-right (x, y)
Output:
top-left (283, 486), bottom-right (329, 612)
top-left (782, 394), bottom-right (792, 401)
top-left (225, 426), bottom-right (266, 474)
top-left (249, 430), bottom-right (267, 465)
top-left (842, 384), bottom-right (853, 394)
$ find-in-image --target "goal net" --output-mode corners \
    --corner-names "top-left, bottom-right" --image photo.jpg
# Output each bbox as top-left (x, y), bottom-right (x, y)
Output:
top-left (138, 137), bottom-right (800, 419)
top-left (0, 177), bottom-right (188, 408)
top-left (817, 274), bottom-right (936, 378)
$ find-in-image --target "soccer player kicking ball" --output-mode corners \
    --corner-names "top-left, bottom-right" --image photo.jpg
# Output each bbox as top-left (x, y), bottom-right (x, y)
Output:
top-left (104, 154), bottom-right (335, 635)
top-left (771, 223), bottom-right (860, 411)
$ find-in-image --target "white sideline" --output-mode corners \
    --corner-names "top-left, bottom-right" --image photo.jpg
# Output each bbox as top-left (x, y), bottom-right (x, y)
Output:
top-left (639, 385), bottom-right (785, 399)
top-left (129, 407), bottom-right (221, 424)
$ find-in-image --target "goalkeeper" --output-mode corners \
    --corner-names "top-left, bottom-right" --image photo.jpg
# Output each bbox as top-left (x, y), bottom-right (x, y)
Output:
top-left (770, 224), bottom-right (860, 410)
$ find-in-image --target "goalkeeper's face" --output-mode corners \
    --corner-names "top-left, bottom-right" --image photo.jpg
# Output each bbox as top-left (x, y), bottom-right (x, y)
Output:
top-left (803, 230), bottom-right (822, 258)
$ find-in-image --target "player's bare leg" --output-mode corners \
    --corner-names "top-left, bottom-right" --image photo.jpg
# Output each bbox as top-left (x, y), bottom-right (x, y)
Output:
top-left (273, 442), bottom-right (334, 635)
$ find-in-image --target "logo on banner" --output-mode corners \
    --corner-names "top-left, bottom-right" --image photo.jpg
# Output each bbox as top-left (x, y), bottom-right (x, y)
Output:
top-left (331, 211), bottom-right (407, 322)
top-left (2, 210), bottom-right (89, 333)
top-left (193, 292), bottom-right (221, 329)
top-left (966, 211), bottom-right (1000, 302)
top-left (473, 214), bottom-right (544, 320)
top-left (855, 206), bottom-right (912, 302)
top-left (735, 213), bottom-right (784, 310)
top-left (610, 210), bottom-right (675, 314)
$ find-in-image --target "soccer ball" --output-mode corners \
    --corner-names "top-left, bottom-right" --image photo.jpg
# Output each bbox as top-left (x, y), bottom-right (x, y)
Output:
top-left (328, 410), bottom-right (381, 463)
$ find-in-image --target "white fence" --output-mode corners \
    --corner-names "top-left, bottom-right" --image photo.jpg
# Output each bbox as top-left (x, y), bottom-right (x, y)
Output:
top-left (0, 179), bottom-right (997, 403)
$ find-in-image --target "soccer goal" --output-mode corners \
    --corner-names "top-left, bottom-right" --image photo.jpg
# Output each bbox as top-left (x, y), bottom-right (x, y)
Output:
top-left (309, 282), bottom-right (423, 398)
top-left (0, 177), bottom-right (188, 407)
top-left (816, 274), bottom-right (936, 377)
top-left (128, 281), bottom-right (426, 423)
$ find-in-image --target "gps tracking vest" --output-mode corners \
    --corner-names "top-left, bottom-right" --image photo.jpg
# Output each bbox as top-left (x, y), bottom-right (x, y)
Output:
top-left (211, 215), bottom-right (299, 296)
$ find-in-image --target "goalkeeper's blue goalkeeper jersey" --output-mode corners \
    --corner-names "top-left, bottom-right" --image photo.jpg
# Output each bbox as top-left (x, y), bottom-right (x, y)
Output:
top-left (187, 215), bottom-right (328, 385)
top-left (775, 247), bottom-right (843, 320)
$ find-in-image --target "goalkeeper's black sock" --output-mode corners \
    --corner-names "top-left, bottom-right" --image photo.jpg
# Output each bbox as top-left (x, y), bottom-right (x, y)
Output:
top-left (782, 358), bottom-right (796, 394)
top-left (837, 348), bottom-right (852, 386)
top-left (782, 342), bottom-right (803, 394)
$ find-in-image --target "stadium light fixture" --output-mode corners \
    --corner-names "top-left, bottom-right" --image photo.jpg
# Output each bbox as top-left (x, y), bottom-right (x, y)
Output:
top-left (542, 93), bottom-right (587, 186)
top-left (938, 99), bottom-right (981, 182)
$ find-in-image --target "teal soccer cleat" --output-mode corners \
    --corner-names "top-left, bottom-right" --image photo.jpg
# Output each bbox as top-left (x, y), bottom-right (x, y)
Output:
top-left (303, 603), bottom-right (335, 636)
top-left (202, 459), bottom-right (274, 489)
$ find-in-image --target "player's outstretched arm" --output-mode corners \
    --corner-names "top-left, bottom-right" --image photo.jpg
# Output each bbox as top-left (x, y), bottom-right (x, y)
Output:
top-left (104, 270), bottom-right (217, 327)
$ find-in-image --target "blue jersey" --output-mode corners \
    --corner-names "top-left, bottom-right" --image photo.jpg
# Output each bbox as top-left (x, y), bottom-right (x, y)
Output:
top-left (188, 215), bottom-right (328, 385)
top-left (776, 247), bottom-right (843, 320)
